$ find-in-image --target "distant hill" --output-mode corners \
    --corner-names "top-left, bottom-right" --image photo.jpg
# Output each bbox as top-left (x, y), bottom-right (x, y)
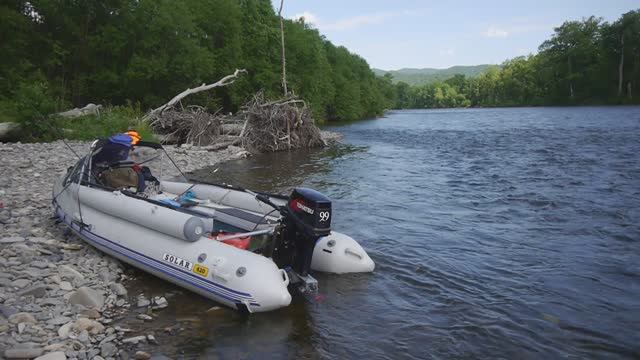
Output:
top-left (373, 65), bottom-right (496, 86)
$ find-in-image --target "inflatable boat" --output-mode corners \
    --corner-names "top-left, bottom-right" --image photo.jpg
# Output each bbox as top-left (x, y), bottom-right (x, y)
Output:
top-left (52, 134), bottom-right (374, 312)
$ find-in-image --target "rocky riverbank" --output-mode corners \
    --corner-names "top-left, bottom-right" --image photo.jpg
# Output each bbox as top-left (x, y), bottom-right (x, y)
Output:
top-left (0, 134), bottom-right (340, 360)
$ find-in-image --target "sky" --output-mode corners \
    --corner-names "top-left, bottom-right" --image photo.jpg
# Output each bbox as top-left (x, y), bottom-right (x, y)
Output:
top-left (272, 0), bottom-right (639, 70)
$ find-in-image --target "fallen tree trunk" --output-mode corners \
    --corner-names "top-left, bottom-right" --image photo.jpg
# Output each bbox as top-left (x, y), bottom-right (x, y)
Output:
top-left (146, 69), bottom-right (246, 120)
top-left (57, 103), bottom-right (102, 118)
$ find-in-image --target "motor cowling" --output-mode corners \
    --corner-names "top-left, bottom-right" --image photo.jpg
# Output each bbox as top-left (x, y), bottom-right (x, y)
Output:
top-left (287, 188), bottom-right (332, 237)
top-left (272, 188), bottom-right (332, 278)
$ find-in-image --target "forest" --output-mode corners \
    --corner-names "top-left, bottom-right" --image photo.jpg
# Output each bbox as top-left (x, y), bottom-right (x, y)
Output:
top-left (1, 2), bottom-right (639, 141)
top-left (390, 10), bottom-right (640, 109)
top-left (0, 0), bottom-right (393, 141)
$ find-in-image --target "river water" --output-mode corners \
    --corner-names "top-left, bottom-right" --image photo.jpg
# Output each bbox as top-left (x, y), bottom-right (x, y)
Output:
top-left (132, 107), bottom-right (640, 359)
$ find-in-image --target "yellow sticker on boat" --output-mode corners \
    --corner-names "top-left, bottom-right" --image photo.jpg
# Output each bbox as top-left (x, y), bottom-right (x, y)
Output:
top-left (193, 264), bottom-right (209, 277)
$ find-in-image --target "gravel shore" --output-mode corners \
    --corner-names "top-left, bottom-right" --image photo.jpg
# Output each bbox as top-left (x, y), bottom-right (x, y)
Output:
top-left (0, 134), bottom-right (339, 360)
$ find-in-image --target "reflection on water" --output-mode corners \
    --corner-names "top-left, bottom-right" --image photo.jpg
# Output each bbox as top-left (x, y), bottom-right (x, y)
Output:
top-left (124, 107), bottom-right (640, 359)
top-left (190, 144), bottom-right (365, 194)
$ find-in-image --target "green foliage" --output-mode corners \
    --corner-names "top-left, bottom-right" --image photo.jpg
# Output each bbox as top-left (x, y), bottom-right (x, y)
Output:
top-left (52, 105), bottom-right (154, 142)
top-left (1, 0), bottom-right (392, 142)
top-left (391, 10), bottom-right (640, 109)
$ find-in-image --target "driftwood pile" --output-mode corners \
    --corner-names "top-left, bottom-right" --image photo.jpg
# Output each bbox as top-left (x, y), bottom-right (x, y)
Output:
top-left (241, 92), bottom-right (325, 153)
top-left (146, 70), bottom-right (325, 153)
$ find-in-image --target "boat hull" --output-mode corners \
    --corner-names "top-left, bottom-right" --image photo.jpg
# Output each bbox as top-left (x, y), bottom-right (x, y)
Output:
top-left (53, 179), bottom-right (291, 313)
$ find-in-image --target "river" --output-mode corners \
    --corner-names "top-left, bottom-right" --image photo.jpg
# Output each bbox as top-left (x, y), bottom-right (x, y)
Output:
top-left (130, 106), bottom-right (640, 359)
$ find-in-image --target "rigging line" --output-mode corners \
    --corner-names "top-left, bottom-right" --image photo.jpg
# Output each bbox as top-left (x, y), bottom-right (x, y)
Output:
top-left (40, 115), bottom-right (81, 159)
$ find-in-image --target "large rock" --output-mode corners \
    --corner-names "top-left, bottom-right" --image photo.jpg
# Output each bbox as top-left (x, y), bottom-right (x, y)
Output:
top-left (68, 287), bottom-right (104, 309)
top-left (35, 351), bottom-right (67, 360)
top-left (72, 317), bottom-right (105, 335)
top-left (4, 347), bottom-right (44, 359)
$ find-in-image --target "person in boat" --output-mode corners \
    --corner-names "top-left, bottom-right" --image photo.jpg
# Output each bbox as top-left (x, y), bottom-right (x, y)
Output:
top-left (92, 130), bottom-right (159, 193)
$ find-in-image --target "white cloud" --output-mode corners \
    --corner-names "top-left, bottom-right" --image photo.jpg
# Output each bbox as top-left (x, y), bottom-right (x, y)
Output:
top-left (290, 11), bottom-right (319, 26)
top-left (483, 21), bottom-right (558, 39)
top-left (289, 11), bottom-right (402, 32)
top-left (483, 26), bottom-right (509, 38)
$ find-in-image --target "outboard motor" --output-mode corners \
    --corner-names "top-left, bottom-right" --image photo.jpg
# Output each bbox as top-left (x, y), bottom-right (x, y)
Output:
top-left (272, 187), bottom-right (331, 294)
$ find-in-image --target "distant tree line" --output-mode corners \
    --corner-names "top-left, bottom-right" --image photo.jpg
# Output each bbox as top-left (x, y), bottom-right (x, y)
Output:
top-left (0, 0), bottom-right (393, 126)
top-left (388, 10), bottom-right (640, 108)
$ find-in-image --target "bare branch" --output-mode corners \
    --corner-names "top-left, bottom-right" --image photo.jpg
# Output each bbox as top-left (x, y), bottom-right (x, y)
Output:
top-left (146, 69), bottom-right (247, 119)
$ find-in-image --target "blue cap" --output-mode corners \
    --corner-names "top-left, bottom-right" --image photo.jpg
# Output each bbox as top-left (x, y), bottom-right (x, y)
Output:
top-left (108, 134), bottom-right (133, 148)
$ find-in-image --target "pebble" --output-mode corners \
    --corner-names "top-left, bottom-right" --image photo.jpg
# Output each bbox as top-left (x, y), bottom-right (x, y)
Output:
top-left (136, 314), bottom-right (153, 321)
top-left (73, 318), bottom-right (105, 335)
top-left (0, 304), bottom-right (18, 317)
top-left (57, 265), bottom-right (84, 281)
top-left (137, 297), bottom-right (150, 308)
top-left (122, 335), bottom-right (147, 344)
top-left (68, 287), bottom-right (104, 309)
top-left (100, 342), bottom-right (117, 358)
top-left (34, 351), bottom-right (67, 360)
top-left (48, 316), bottom-right (71, 326)
top-left (134, 351), bottom-right (151, 360)
top-left (152, 296), bottom-right (168, 309)
top-left (0, 236), bottom-right (26, 243)
top-left (109, 283), bottom-right (127, 297)
top-left (79, 308), bottom-right (101, 319)
top-left (11, 279), bottom-right (31, 288)
top-left (18, 285), bottom-right (48, 298)
top-left (59, 281), bottom-right (73, 291)
top-left (31, 261), bottom-right (50, 269)
top-left (9, 312), bottom-right (37, 324)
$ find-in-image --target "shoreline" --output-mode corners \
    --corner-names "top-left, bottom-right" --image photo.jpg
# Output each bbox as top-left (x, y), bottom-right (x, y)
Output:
top-left (0, 132), bottom-right (341, 359)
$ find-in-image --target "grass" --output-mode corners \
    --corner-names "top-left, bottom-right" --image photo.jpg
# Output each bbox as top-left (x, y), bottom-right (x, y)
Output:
top-left (52, 105), bottom-right (157, 142)
top-left (1, 105), bottom-right (158, 143)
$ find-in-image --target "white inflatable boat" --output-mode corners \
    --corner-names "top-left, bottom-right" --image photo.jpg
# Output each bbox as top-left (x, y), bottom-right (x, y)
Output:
top-left (52, 134), bottom-right (374, 313)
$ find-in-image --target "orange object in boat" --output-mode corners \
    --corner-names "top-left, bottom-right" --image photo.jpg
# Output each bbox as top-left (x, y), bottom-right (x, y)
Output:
top-left (209, 232), bottom-right (251, 250)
